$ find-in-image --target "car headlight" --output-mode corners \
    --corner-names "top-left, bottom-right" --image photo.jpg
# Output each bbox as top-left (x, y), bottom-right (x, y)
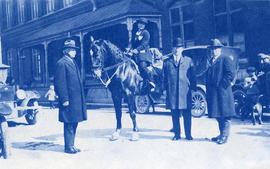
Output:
top-left (16, 89), bottom-right (26, 100)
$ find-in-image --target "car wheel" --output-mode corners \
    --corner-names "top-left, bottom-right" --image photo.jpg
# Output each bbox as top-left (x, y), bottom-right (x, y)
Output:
top-left (135, 95), bottom-right (150, 114)
top-left (25, 101), bottom-right (39, 125)
top-left (0, 118), bottom-right (10, 159)
top-left (191, 90), bottom-right (207, 118)
top-left (233, 89), bottom-right (246, 118)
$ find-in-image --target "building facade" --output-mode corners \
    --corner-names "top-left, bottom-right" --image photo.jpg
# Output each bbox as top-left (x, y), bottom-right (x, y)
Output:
top-left (1, 0), bottom-right (270, 103)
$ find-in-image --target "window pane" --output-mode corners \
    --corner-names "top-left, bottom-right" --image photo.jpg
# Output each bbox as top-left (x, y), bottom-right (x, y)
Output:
top-left (215, 15), bottom-right (227, 35)
top-left (230, 0), bottom-right (243, 10)
top-left (171, 25), bottom-right (181, 39)
top-left (170, 8), bottom-right (180, 24)
top-left (184, 22), bottom-right (194, 40)
top-left (214, 0), bottom-right (226, 14)
top-left (232, 11), bottom-right (244, 33)
top-left (183, 5), bottom-right (193, 21)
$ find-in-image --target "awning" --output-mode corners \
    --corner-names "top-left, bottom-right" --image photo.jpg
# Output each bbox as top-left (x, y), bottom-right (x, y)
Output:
top-left (14, 0), bottom-right (161, 46)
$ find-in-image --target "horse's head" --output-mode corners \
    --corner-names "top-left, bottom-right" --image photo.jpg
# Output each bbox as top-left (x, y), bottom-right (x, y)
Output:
top-left (89, 37), bottom-right (105, 70)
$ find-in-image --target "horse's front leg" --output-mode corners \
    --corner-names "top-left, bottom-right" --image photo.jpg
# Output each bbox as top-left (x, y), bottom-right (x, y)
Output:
top-left (110, 91), bottom-right (122, 141)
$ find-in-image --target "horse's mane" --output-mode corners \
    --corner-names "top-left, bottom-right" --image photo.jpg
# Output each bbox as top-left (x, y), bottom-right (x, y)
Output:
top-left (101, 40), bottom-right (142, 93)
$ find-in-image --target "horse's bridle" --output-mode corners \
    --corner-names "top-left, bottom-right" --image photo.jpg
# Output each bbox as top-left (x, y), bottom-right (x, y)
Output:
top-left (94, 60), bottom-right (129, 87)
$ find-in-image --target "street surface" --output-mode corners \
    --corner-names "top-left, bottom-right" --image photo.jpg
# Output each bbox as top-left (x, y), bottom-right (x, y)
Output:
top-left (1, 105), bottom-right (270, 169)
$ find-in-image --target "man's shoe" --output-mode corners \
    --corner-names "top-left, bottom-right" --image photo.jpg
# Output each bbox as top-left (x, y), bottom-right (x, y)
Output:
top-left (186, 136), bottom-right (193, 140)
top-left (211, 135), bottom-right (221, 142)
top-left (64, 147), bottom-right (77, 154)
top-left (217, 136), bottom-right (228, 145)
top-left (73, 147), bottom-right (81, 153)
top-left (172, 136), bottom-right (181, 141)
top-left (169, 128), bottom-right (174, 132)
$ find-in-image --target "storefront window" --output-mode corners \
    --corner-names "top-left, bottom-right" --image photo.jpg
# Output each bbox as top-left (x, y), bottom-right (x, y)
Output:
top-left (47, 0), bottom-right (54, 13)
top-left (6, 0), bottom-right (12, 28)
top-left (31, 0), bottom-right (39, 19)
top-left (170, 8), bottom-right (180, 24)
top-left (17, 0), bottom-right (25, 24)
top-left (32, 48), bottom-right (42, 81)
top-left (63, 0), bottom-right (73, 7)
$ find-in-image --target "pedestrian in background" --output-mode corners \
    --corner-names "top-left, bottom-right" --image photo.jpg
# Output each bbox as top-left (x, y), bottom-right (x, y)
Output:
top-left (54, 39), bottom-right (87, 154)
top-left (162, 37), bottom-right (196, 141)
top-left (45, 85), bottom-right (57, 109)
top-left (206, 39), bottom-right (236, 144)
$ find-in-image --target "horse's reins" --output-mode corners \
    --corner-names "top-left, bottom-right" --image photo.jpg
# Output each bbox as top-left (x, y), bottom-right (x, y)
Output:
top-left (96, 59), bottom-right (129, 87)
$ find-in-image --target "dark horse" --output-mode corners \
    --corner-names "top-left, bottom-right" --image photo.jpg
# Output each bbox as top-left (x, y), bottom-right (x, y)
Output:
top-left (89, 38), bottom-right (143, 141)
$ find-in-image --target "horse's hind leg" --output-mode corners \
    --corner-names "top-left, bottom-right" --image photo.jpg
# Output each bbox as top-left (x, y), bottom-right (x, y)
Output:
top-left (126, 94), bottom-right (138, 132)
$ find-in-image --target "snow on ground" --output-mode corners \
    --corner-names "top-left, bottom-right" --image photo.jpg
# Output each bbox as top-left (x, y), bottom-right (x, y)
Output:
top-left (1, 106), bottom-right (270, 169)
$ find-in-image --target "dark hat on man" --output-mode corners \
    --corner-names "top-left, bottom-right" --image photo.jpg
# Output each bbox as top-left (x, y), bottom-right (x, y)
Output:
top-left (137, 18), bottom-right (148, 25)
top-left (208, 38), bottom-right (224, 49)
top-left (63, 39), bottom-right (79, 50)
top-left (173, 37), bottom-right (184, 47)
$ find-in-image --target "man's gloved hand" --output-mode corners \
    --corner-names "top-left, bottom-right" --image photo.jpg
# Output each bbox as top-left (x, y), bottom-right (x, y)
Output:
top-left (132, 49), bottom-right (139, 54)
top-left (63, 101), bottom-right (69, 106)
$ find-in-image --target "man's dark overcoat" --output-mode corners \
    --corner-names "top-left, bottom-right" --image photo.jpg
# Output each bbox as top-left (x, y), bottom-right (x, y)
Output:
top-left (54, 56), bottom-right (87, 123)
top-left (163, 55), bottom-right (196, 110)
top-left (206, 54), bottom-right (236, 118)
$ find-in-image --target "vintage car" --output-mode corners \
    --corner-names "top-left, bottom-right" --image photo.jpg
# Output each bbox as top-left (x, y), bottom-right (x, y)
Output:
top-left (0, 64), bottom-right (40, 159)
top-left (135, 46), bottom-right (240, 118)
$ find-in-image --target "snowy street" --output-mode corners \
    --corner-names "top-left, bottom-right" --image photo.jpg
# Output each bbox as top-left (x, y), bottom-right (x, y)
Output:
top-left (1, 106), bottom-right (270, 169)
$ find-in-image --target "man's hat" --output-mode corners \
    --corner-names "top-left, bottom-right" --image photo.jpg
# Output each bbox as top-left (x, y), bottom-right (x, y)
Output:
top-left (63, 39), bottom-right (79, 50)
top-left (173, 37), bottom-right (184, 47)
top-left (208, 38), bottom-right (224, 48)
top-left (137, 18), bottom-right (148, 25)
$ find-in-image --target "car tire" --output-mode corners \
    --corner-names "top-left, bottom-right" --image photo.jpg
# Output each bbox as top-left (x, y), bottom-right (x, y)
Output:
top-left (233, 89), bottom-right (247, 118)
top-left (191, 90), bottom-right (207, 118)
top-left (0, 118), bottom-right (10, 159)
top-left (135, 95), bottom-right (150, 114)
top-left (25, 101), bottom-right (39, 125)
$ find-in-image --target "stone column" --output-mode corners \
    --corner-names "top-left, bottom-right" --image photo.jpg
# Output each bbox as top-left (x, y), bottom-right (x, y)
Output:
top-left (43, 41), bottom-right (49, 87)
top-left (126, 18), bottom-right (134, 48)
top-left (0, 36), bottom-right (2, 64)
top-left (79, 32), bottom-right (87, 81)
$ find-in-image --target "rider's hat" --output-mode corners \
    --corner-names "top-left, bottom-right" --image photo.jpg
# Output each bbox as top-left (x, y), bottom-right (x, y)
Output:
top-left (63, 39), bottom-right (79, 50)
top-left (173, 37), bottom-right (184, 47)
top-left (137, 18), bottom-right (148, 25)
top-left (208, 39), bottom-right (224, 49)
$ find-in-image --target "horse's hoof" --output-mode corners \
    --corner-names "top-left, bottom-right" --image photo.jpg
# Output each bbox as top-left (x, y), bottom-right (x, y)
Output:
top-left (133, 127), bottom-right (139, 132)
top-left (130, 132), bottom-right (139, 141)
top-left (110, 130), bottom-right (120, 141)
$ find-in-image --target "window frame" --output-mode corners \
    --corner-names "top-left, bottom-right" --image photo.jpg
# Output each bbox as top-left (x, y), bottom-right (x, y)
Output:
top-left (169, 4), bottom-right (195, 47)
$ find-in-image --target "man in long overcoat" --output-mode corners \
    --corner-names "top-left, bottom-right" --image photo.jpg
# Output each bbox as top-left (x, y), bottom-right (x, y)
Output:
top-left (163, 38), bottom-right (196, 141)
top-left (54, 39), bottom-right (87, 154)
top-left (206, 39), bottom-right (236, 144)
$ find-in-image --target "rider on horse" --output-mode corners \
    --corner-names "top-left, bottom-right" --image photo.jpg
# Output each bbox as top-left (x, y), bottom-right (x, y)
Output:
top-left (131, 18), bottom-right (155, 92)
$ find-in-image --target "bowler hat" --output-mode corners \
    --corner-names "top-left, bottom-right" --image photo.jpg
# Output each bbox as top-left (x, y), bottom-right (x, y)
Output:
top-left (137, 18), bottom-right (148, 25)
top-left (208, 38), bottom-right (224, 48)
top-left (173, 37), bottom-right (184, 47)
top-left (63, 39), bottom-right (79, 50)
